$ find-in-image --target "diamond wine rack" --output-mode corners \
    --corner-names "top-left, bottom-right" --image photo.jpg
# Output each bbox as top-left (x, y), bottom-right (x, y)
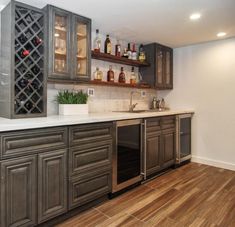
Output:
top-left (0, 1), bottom-right (46, 119)
top-left (14, 4), bottom-right (45, 116)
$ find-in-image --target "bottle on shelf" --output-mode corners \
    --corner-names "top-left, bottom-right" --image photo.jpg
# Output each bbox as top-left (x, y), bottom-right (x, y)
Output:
top-left (107, 65), bottom-right (115, 82)
top-left (122, 48), bottom-right (128, 58)
top-left (127, 43), bottom-right (132, 59)
top-left (93, 29), bottom-right (101, 53)
top-left (115, 40), bottom-right (121, 57)
top-left (139, 44), bottom-right (146, 62)
top-left (118, 67), bottom-right (126, 83)
top-left (131, 44), bottom-right (137, 60)
top-left (32, 36), bottom-right (42, 46)
top-left (130, 67), bottom-right (137, 84)
top-left (104, 34), bottom-right (112, 54)
top-left (20, 49), bottom-right (30, 58)
top-left (93, 67), bottom-right (103, 81)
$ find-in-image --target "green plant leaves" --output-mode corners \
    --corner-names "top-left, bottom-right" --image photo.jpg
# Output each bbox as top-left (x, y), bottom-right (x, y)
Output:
top-left (56, 90), bottom-right (88, 104)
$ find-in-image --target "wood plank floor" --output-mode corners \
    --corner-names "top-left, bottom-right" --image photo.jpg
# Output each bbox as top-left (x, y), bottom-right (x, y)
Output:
top-left (57, 163), bottom-right (235, 227)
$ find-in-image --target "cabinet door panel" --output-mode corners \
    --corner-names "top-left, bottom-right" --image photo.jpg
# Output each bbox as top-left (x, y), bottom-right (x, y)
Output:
top-left (146, 132), bottom-right (161, 176)
top-left (164, 48), bottom-right (173, 89)
top-left (38, 149), bottom-right (67, 223)
top-left (69, 169), bottom-right (111, 209)
top-left (0, 156), bottom-right (36, 227)
top-left (156, 48), bottom-right (164, 88)
top-left (73, 15), bottom-right (91, 80)
top-left (162, 129), bottom-right (175, 167)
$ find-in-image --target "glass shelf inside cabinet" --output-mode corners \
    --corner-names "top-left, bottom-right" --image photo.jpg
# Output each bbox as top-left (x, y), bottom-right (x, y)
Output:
top-left (76, 22), bottom-right (87, 76)
top-left (54, 15), bottom-right (68, 73)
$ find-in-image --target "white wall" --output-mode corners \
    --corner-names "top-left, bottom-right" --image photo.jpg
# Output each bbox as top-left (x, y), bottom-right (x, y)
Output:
top-left (159, 37), bottom-right (235, 170)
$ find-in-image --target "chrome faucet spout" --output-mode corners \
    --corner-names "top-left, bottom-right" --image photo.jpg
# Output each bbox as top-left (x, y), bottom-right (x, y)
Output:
top-left (129, 91), bottom-right (140, 112)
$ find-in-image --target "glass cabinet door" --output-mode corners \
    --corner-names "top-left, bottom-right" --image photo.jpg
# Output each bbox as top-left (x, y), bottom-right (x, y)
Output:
top-left (52, 11), bottom-right (71, 78)
top-left (73, 16), bottom-right (91, 80)
top-left (156, 48), bottom-right (164, 87)
top-left (165, 49), bottom-right (172, 88)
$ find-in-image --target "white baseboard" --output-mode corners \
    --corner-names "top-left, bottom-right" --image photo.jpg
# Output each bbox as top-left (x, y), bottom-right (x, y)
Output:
top-left (191, 156), bottom-right (235, 171)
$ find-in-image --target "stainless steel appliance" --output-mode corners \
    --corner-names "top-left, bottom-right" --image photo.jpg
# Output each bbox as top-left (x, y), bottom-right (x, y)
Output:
top-left (112, 119), bottom-right (144, 193)
top-left (176, 114), bottom-right (192, 164)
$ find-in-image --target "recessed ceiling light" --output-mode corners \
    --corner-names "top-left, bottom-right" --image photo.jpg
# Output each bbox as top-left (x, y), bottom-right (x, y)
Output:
top-left (190, 13), bottom-right (201, 20)
top-left (217, 32), bottom-right (227, 37)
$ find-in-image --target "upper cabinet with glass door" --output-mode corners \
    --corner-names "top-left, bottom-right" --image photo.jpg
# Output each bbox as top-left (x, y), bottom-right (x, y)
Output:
top-left (139, 43), bottom-right (173, 89)
top-left (45, 5), bottom-right (91, 82)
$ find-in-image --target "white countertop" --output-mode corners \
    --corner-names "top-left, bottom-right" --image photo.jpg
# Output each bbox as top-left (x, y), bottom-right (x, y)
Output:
top-left (0, 110), bottom-right (194, 132)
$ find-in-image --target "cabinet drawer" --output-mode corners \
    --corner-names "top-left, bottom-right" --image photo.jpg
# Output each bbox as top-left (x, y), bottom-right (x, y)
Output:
top-left (68, 168), bottom-right (111, 209)
top-left (146, 118), bottom-right (161, 133)
top-left (0, 127), bottom-right (68, 159)
top-left (161, 116), bottom-right (176, 130)
top-left (69, 140), bottom-right (112, 177)
top-left (69, 123), bottom-right (113, 147)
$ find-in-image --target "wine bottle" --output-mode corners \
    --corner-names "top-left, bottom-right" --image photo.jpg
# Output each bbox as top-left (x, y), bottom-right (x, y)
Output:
top-left (18, 78), bottom-right (28, 88)
top-left (93, 29), bottom-right (101, 52)
top-left (131, 44), bottom-right (137, 60)
top-left (32, 37), bottom-right (42, 46)
top-left (118, 67), bottom-right (126, 83)
top-left (18, 34), bottom-right (27, 44)
top-left (25, 101), bottom-right (33, 110)
top-left (104, 34), bottom-right (112, 54)
top-left (127, 43), bottom-right (132, 59)
top-left (31, 81), bottom-right (39, 90)
top-left (31, 66), bottom-right (40, 74)
top-left (107, 65), bottom-right (114, 82)
top-left (20, 49), bottom-right (30, 58)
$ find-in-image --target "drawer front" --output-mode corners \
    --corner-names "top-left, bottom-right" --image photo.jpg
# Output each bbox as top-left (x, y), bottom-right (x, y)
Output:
top-left (146, 118), bottom-right (161, 133)
top-left (0, 127), bottom-right (68, 159)
top-left (68, 168), bottom-right (111, 209)
top-left (69, 123), bottom-right (113, 147)
top-left (161, 116), bottom-right (176, 130)
top-left (69, 140), bottom-right (112, 177)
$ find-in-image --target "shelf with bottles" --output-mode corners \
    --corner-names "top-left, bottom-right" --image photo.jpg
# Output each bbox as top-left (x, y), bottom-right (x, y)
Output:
top-left (91, 51), bottom-right (150, 67)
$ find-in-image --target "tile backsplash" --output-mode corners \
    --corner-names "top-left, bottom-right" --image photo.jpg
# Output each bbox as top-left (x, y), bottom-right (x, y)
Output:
top-left (47, 82), bottom-right (157, 115)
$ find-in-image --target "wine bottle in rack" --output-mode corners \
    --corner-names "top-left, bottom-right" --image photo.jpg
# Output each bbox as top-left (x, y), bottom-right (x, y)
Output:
top-left (32, 37), bottom-right (42, 46)
top-left (18, 78), bottom-right (28, 88)
top-left (31, 66), bottom-right (40, 74)
top-left (20, 49), bottom-right (30, 58)
top-left (18, 34), bottom-right (27, 44)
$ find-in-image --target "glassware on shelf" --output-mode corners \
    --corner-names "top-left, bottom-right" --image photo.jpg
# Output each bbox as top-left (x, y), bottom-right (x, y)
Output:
top-left (93, 67), bottom-right (103, 81)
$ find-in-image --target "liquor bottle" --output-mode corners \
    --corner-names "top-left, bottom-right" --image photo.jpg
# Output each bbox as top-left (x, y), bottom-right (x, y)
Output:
top-left (20, 49), bottom-right (30, 58)
top-left (93, 67), bottom-right (103, 81)
top-left (130, 67), bottom-right (137, 84)
top-left (131, 44), bottom-right (137, 60)
top-left (122, 48), bottom-right (128, 58)
top-left (93, 29), bottom-right (101, 52)
top-left (32, 37), bottom-right (42, 46)
top-left (139, 44), bottom-right (146, 62)
top-left (107, 65), bottom-right (115, 82)
top-left (115, 40), bottom-right (121, 57)
top-left (104, 34), bottom-right (112, 54)
top-left (118, 67), bottom-right (126, 83)
top-left (18, 34), bottom-right (27, 44)
top-left (127, 43), bottom-right (132, 59)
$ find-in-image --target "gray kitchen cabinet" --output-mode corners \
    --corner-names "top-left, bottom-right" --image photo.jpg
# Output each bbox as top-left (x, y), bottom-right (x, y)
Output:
top-left (140, 43), bottom-right (173, 89)
top-left (38, 149), bottom-right (67, 223)
top-left (0, 156), bottom-right (37, 227)
top-left (45, 5), bottom-right (91, 82)
top-left (69, 167), bottom-right (111, 209)
top-left (68, 122), bottom-right (113, 210)
top-left (145, 116), bottom-right (176, 177)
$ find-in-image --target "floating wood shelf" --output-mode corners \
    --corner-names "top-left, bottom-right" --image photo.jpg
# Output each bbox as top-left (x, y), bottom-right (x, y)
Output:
top-left (90, 80), bottom-right (151, 89)
top-left (91, 51), bottom-right (150, 67)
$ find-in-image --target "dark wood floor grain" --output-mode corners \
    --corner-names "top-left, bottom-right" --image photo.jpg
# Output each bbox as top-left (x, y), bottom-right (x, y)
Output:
top-left (57, 163), bottom-right (235, 227)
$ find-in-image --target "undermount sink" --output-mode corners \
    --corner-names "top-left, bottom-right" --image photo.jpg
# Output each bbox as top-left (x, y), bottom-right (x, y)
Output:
top-left (114, 109), bottom-right (169, 113)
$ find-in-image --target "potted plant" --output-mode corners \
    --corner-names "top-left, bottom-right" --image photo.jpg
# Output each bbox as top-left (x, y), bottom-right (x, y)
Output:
top-left (56, 90), bottom-right (89, 115)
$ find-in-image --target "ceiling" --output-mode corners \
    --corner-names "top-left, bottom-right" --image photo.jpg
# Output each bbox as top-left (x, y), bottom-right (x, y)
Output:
top-left (0, 0), bottom-right (235, 47)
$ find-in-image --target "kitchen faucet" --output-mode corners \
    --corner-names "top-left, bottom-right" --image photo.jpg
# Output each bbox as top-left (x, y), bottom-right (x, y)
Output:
top-left (129, 91), bottom-right (140, 112)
